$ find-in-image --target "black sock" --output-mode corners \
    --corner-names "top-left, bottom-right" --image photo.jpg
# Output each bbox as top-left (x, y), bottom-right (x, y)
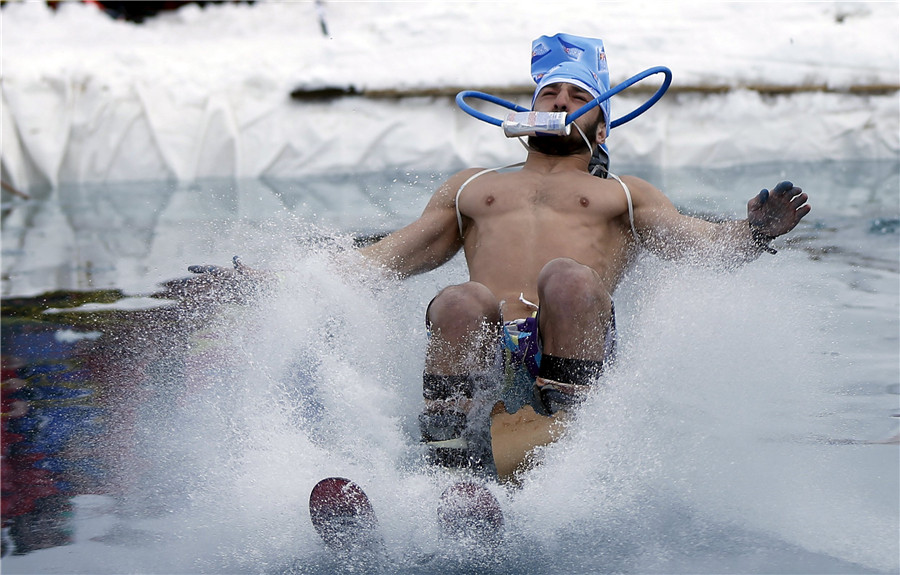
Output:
top-left (538, 354), bottom-right (604, 386)
top-left (421, 373), bottom-right (495, 472)
top-left (422, 373), bottom-right (475, 401)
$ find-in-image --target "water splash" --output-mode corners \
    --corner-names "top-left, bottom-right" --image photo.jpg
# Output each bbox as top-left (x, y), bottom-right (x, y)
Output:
top-left (96, 240), bottom-right (894, 574)
top-left (3, 198), bottom-right (896, 573)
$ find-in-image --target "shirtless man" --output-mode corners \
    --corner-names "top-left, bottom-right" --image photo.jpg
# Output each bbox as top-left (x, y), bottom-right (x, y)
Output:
top-left (356, 34), bottom-right (810, 476)
top-left (187, 34), bottom-right (810, 478)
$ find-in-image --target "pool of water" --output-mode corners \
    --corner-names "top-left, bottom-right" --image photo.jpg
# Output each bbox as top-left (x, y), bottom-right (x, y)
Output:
top-left (2, 160), bottom-right (898, 574)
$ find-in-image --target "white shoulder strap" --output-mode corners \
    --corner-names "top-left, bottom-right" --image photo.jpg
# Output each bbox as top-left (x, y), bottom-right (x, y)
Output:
top-left (607, 172), bottom-right (639, 244)
top-left (455, 162), bottom-right (525, 238)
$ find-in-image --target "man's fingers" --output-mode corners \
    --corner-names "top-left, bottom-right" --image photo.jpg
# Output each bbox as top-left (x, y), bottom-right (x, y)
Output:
top-left (188, 264), bottom-right (230, 276)
top-left (232, 255), bottom-right (250, 275)
top-left (785, 186), bottom-right (804, 201)
top-left (772, 181), bottom-right (794, 195)
top-left (747, 190), bottom-right (769, 228)
top-left (189, 256), bottom-right (247, 275)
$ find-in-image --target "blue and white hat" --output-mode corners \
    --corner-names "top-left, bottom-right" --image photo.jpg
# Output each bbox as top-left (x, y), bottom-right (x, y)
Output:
top-left (531, 33), bottom-right (611, 135)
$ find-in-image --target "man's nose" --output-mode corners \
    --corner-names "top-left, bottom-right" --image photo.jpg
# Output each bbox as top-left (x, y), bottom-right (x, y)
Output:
top-left (553, 91), bottom-right (570, 111)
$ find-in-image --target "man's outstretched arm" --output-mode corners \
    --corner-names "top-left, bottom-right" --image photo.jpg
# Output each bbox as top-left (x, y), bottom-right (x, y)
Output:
top-left (626, 176), bottom-right (810, 262)
top-left (358, 171), bottom-right (475, 277)
top-left (183, 171), bottom-right (471, 289)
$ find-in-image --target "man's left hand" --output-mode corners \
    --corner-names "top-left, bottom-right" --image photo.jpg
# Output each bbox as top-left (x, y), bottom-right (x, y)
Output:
top-left (747, 180), bottom-right (810, 238)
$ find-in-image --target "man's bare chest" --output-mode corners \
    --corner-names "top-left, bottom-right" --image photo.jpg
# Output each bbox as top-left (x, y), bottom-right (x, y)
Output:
top-left (459, 176), bottom-right (627, 222)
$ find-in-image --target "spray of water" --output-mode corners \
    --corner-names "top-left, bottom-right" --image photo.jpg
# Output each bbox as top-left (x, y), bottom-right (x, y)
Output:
top-left (100, 226), bottom-right (896, 574)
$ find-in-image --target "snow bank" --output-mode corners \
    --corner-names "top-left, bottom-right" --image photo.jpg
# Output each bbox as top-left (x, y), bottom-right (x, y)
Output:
top-left (1, 1), bottom-right (898, 191)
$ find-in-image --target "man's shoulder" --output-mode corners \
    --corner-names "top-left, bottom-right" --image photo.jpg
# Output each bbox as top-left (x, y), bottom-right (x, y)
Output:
top-left (426, 168), bottom-right (492, 207)
top-left (615, 173), bottom-right (652, 188)
top-left (612, 174), bottom-right (677, 214)
top-left (442, 166), bottom-right (526, 195)
top-left (615, 174), bottom-right (661, 198)
top-left (442, 167), bottom-right (493, 190)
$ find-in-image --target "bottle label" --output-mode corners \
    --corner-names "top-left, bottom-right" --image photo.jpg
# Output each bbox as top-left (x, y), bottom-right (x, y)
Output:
top-left (502, 111), bottom-right (570, 137)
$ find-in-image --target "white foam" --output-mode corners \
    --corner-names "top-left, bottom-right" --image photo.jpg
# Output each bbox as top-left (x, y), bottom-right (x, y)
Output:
top-left (42, 296), bottom-right (175, 313)
top-left (54, 328), bottom-right (103, 342)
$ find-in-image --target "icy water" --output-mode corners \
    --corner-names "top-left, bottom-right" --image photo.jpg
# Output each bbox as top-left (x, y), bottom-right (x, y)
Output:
top-left (2, 160), bottom-right (898, 574)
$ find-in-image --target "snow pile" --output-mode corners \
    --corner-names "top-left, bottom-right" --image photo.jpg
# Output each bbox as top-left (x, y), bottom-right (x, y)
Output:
top-left (1, 1), bottom-right (898, 191)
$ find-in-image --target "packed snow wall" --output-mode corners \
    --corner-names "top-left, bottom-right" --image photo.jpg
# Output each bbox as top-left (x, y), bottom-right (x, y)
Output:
top-left (2, 1), bottom-right (898, 194)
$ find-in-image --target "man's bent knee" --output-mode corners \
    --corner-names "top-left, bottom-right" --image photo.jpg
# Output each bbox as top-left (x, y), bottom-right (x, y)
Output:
top-left (426, 282), bottom-right (500, 334)
top-left (537, 258), bottom-right (605, 305)
top-left (537, 259), bottom-right (611, 337)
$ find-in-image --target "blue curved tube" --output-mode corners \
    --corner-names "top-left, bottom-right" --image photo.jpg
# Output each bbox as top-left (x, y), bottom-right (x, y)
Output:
top-left (455, 91), bottom-right (529, 127)
top-left (456, 66), bottom-right (672, 130)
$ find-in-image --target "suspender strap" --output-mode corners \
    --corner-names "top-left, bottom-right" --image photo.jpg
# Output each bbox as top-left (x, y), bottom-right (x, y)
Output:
top-left (607, 172), bottom-right (639, 244)
top-left (455, 162), bottom-right (525, 237)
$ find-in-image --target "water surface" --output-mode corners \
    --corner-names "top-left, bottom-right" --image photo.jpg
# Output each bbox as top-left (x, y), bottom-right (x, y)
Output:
top-left (2, 160), bottom-right (898, 574)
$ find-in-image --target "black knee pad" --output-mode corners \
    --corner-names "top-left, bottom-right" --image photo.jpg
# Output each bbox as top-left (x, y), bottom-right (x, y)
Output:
top-left (539, 354), bottom-right (604, 385)
top-left (422, 373), bottom-right (475, 401)
top-left (420, 373), bottom-right (497, 471)
top-left (419, 409), bottom-right (467, 443)
top-left (418, 409), bottom-right (476, 469)
top-left (536, 354), bottom-right (604, 414)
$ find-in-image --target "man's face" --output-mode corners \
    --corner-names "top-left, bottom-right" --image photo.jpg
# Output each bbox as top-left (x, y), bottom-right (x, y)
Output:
top-left (528, 82), bottom-right (604, 156)
top-left (533, 82), bottom-right (597, 114)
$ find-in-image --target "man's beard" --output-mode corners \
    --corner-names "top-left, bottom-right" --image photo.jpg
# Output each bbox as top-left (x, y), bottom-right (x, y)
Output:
top-left (526, 116), bottom-right (601, 157)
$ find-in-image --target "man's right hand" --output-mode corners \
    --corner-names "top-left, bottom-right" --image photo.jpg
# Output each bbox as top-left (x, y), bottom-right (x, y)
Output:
top-left (187, 255), bottom-right (254, 278)
top-left (160, 256), bottom-right (267, 305)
